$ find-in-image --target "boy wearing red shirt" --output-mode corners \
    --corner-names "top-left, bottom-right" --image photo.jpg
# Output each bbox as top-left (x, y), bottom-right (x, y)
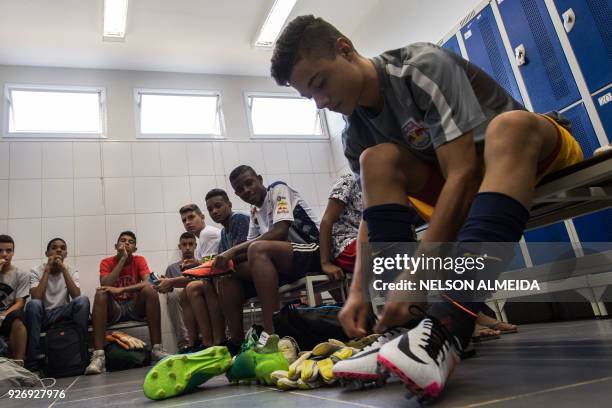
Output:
top-left (85, 231), bottom-right (167, 375)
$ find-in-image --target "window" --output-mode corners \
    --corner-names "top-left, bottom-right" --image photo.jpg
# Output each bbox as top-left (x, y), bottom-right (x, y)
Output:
top-left (246, 93), bottom-right (327, 139)
top-left (4, 84), bottom-right (105, 137)
top-left (135, 89), bottom-right (224, 138)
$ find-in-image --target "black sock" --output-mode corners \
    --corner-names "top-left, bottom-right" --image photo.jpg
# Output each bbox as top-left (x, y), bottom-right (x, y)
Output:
top-left (362, 204), bottom-right (419, 242)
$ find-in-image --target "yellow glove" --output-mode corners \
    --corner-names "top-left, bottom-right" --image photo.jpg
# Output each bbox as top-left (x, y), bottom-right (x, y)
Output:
top-left (111, 331), bottom-right (146, 350)
top-left (105, 334), bottom-right (130, 350)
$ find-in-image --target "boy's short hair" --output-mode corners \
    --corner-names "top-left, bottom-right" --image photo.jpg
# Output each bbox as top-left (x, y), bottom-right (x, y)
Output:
top-left (46, 237), bottom-right (67, 252)
top-left (0, 234), bottom-right (15, 248)
top-left (117, 230), bottom-right (137, 243)
top-left (229, 165), bottom-right (257, 183)
top-left (271, 15), bottom-right (346, 86)
top-left (179, 203), bottom-right (204, 217)
top-left (179, 232), bottom-right (197, 241)
top-left (205, 188), bottom-right (230, 203)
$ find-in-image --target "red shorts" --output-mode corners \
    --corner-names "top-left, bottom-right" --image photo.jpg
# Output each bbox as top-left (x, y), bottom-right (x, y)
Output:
top-left (334, 240), bottom-right (357, 273)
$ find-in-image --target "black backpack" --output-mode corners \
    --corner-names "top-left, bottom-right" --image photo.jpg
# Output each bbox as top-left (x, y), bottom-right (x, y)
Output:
top-left (43, 321), bottom-right (88, 377)
top-left (273, 303), bottom-right (376, 351)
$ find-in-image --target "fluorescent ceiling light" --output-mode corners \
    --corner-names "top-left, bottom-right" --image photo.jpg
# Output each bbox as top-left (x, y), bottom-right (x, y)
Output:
top-left (103, 0), bottom-right (129, 41)
top-left (254, 0), bottom-right (297, 48)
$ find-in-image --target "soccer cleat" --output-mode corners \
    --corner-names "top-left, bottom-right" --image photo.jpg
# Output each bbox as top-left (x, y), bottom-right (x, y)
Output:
top-left (182, 258), bottom-right (234, 279)
top-left (332, 328), bottom-right (407, 388)
top-left (377, 316), bottom-right (461, 401)
top-left (226, 334), bottom-right (289, 385)
top-left (143, 346), bottom-right (231, 400)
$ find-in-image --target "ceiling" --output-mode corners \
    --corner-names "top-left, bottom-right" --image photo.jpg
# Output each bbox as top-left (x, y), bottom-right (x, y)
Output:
top-left (0, 0), bottom-right (381, 76)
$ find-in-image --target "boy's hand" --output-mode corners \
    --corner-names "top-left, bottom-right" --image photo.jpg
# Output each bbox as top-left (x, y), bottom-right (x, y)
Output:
top-left (322, 262), bottom-right (344, 280)
top-left (338, 291), bottom-right (369, 338)
top-left (156, 276), bottom-right (175, 293)
top-left (180, 259), bottom-right (200, 271)
top-left (117, 244), bottom-right (128, 260)
top-left (0, 258), bottom-right (7, 271)
top-left (212, 252), bottom-right (231, 271)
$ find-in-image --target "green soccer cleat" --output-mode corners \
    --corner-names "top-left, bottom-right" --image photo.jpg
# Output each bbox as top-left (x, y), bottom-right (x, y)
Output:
top-left (226, 334), bottom-right (289, 385)
top-left (143, 346), bottom-right (232, 400)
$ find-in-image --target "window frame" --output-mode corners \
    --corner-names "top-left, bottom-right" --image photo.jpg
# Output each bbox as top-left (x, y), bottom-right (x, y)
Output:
top-left (244, 92), bottom-right (329, 140)
top-left (3, 83), bottom-right (107, 139)
top-left (134, 88), bottom-right (226, 139)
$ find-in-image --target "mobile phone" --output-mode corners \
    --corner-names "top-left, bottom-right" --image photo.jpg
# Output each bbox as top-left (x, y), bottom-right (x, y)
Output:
top-left (148, 272), bottom-right (161, 286)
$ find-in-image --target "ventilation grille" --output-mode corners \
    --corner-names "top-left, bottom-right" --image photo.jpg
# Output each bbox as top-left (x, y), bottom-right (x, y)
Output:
top-left (460, 10), bottom-right (477, 28)
top-left (478, 13), bottom-right (513, 96)
top-left (586, 0), bottom-right (612, 64)
top-left (521, 0), bottom-right (570, 100)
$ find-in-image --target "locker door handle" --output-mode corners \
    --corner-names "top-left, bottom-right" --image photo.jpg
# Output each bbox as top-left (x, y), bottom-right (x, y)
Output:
top-left (562, 8), bottom-right (576, 32)
top-left (515, 44), bottom-right (526, 66)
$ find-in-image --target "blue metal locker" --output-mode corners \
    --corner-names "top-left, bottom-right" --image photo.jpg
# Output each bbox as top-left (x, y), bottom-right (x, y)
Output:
top-left (572, 208), bottom-right (612, 242)
top-left (524, 222), bottom-right (574, 265)
top-left (461, 4), bottom-right (524, 104)
top-left (553, 0), bottom-right (612, 93)
top-left (561, 102), bottom-right (599, 157)
top-left (593, 86), bottom-right (612, 142)
top-left (498, 0), bottom-right (581, 112)
top-left (442, 35), bottom-right (462, 57)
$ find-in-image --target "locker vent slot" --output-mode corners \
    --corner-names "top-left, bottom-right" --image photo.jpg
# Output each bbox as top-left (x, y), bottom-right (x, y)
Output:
top-left (478, 14), bottom-right (513, 96)
top-left (520, 0), bottom-right (570, 100)
top-left (587, 0), bottom-right (612, 64)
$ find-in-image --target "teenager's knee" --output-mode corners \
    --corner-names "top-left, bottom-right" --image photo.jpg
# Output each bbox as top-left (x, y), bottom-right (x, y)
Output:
top-left (186, 280), bottom-right (204, 297)
top-left (25, 299), bottom-right (44, 317)
top-left (487, 111), bottom-right (543, 157)
top-left (247, 240), bottom-right (270, 261)
top-left (93, 289), bottom-right (110, 305)
top-left (359, 143), bottom-right (403, 178)
top-left (72, 295), bottom-right (90, 309)
top-left (141, 284), bottom-right (159, 299)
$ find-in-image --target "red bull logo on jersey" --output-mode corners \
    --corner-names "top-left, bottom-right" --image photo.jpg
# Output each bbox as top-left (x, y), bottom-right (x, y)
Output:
top-left (402, 118), bottom-right (431, 149)
top-left (276, 196), bottom-right (289, 215)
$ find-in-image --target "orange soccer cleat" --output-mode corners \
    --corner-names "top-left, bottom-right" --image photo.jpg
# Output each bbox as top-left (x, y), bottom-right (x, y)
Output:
top-left (181, 258), bottom-right (234, 279)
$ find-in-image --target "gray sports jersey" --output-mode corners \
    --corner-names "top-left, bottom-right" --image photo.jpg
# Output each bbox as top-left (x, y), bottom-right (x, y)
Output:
top-left (343, 43), bottom-right (525, 174)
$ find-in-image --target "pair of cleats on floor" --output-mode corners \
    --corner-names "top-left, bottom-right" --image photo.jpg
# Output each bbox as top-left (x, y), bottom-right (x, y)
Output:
top-left (143, 335), bottom-right (289, 400)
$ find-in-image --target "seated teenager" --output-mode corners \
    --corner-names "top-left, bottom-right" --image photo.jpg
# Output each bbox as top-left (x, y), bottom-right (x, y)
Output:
top-left (0, 235), bottom-right (29, 365)
top-left (319, 173), bottom-right (364, 302)
top-left (156, 204), bottom-right (222, 352)
top-left (205, 188), bottom-right (250, 352)
top-left (25, 238), bottom-right (90, 369)
top-left (157, 232), bottom-right (196, 352)
top-left (213, 165), bottom-right (321, 334)
top-left (85, 231), bottom-right (167, 375)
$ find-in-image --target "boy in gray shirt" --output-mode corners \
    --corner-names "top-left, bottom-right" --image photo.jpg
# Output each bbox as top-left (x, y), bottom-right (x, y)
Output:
top-left (271, 15), bottom-right (584, 399)
top-left (0, 235), bottom-right (29, 365)
top-left (25, 238), bottom-right (90, 369)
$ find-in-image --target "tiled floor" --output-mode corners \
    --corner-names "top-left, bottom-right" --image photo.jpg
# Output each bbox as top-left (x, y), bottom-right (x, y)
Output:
top-left (3, 319), bottom-right (612, 408)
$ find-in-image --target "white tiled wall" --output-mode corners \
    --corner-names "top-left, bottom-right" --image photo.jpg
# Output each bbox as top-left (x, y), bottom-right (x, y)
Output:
top-left (0, 139), bottom-right (336, 350)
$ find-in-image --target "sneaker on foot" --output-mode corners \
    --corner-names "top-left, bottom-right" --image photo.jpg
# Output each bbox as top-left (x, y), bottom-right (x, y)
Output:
top-left (143, 346), bottom-right (232, 400)
top-left (378, 316), bottom-right (461, 401)
top-left (151, 344), bottom-right (169, 362)
top-left (332, 328), bottom-right (406, 385)
top-left (85, 350), bottom-right (105, 375)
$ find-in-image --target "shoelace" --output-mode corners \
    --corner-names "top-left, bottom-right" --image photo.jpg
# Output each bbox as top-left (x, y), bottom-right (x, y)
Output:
top-left (359, 328), bottom-right (403, 353)
top-left (407, 305), bottom-right (462, 366)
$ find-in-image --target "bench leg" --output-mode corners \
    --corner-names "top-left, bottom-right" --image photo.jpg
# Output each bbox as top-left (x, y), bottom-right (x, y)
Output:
top-left (306, 276), bottom-right (316, 307)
